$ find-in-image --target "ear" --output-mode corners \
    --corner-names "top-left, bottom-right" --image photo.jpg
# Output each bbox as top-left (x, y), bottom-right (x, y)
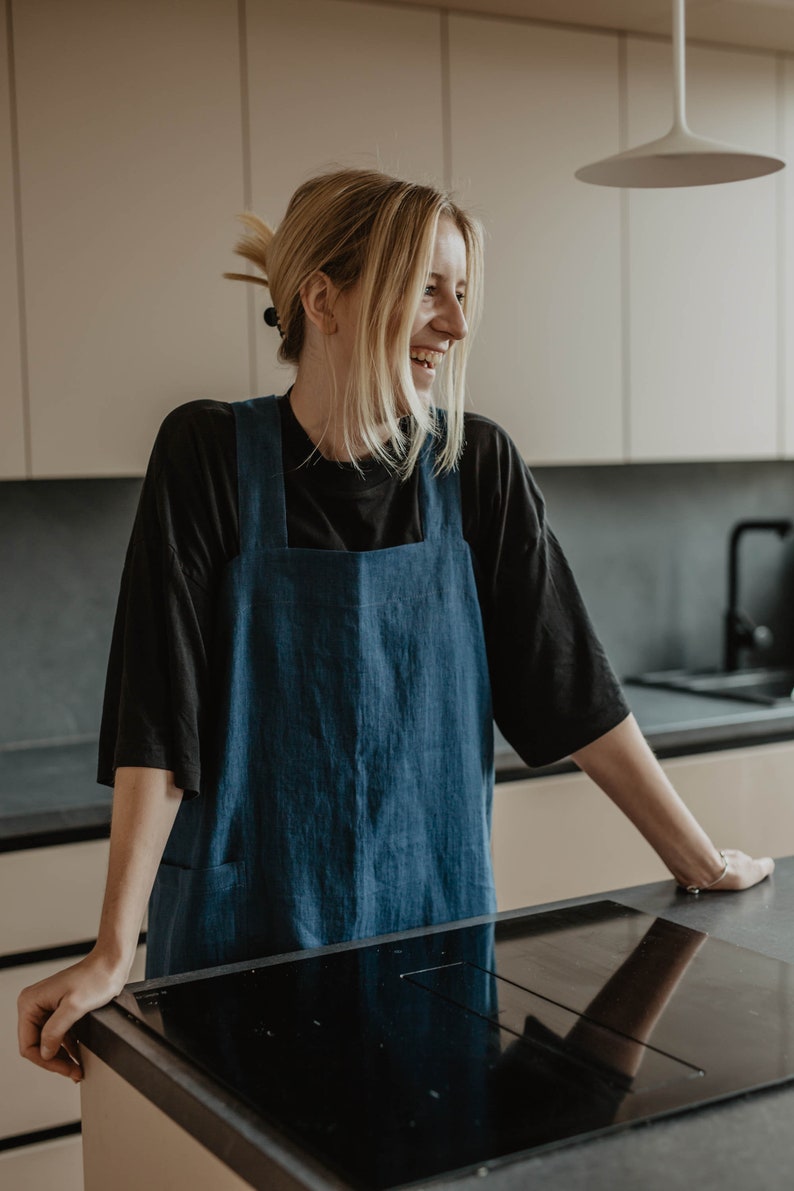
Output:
top-left (300, 271), bottom-right (340, 336)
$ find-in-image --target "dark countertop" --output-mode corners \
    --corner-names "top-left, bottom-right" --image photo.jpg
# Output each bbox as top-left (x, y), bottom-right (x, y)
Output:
top-left (0, 738), bottom-right (109, 851)
top-left (79, 857), bottom-right (794, 1191)
top-left (494, 681), bottom-right (794, 778)
top-left (4, 684), bottom-right (794, 849)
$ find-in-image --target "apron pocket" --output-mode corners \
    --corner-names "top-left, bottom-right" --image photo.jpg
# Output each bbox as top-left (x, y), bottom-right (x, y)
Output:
top-left (147, 859), bottom-right (248, 978)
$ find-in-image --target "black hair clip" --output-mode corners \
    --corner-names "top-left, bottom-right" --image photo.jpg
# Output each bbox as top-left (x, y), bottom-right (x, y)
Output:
top-left (264, 306), bottom-right (284, 338)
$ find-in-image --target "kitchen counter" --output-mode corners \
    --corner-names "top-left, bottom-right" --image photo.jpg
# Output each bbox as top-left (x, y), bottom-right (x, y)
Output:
top-left (3, 684), bottom-right (794, 849)
top-left (77, 857), bottom-right (794, 1191)
top-left (494, 681), bottom-right (794, 778)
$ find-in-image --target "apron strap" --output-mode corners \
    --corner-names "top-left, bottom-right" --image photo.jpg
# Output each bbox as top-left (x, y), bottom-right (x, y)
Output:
top-left (418, 412), bottom-right (463, 545)
top-left (233, 396), bottom-right (288, 550)
top-left (232, 397), bottom-right (463, 551)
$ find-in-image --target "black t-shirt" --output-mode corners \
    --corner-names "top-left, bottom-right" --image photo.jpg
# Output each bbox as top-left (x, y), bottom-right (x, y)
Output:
top-left (98, 395), bottom-right (629, 795)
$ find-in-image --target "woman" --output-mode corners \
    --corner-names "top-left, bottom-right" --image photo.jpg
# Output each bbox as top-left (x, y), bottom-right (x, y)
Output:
top-left (18, 169), bottom-right (773, 1083)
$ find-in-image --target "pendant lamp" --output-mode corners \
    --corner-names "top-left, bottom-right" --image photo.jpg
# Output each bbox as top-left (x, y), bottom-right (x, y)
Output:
top-left (575, 0), bottom-right (785, 188)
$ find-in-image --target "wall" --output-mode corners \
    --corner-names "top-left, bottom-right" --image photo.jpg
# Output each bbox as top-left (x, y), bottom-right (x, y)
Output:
top-left (3, 1), bottom-right (794, 748)
top-left (3, 459), bottom-right (794, 749)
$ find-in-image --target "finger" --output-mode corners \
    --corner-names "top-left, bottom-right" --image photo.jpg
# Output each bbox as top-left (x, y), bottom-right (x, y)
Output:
top-left (61, 1030), bottom-right (83, 1077)
top-left (17, 1000), bottom-right (49, 1058)
top-left (41, 1051), bottom-right (81, 1081)
top-left (40, 999), bottom-right (81, 1064)
top-left (753, 855), bottom-right (775, 884)
top-left (718, 851), bottom-right (774, 891)
top-left (19, 1038), bottom-right (82, 1081)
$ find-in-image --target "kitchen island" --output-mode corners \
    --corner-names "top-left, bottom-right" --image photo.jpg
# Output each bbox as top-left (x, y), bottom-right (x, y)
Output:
top-left (77, 857), bottom-right (794, 1191)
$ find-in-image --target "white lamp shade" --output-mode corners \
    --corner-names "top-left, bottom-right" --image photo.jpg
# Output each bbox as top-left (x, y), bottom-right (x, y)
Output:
top-left (575, 126), bottom-right (785, 188)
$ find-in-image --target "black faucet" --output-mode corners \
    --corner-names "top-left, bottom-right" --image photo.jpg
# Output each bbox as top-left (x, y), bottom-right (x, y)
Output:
top-left (724, 519), bottom-right (792, 672)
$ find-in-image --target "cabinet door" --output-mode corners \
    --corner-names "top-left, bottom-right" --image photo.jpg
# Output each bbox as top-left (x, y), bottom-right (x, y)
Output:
top-left (0, 839), bottom-right (111, 954)
top-left (448, 16), bottom-right (623, 464)
top-left (492, 771), bottom-right (668, 911)
top-left (785, 60), bottom-right (794, 457)
top-left (14, 0), bottom-right (249, 477)
top-left (246, 0), bottom-right (444, 401)
top-left (627, 37), bottom-right (780, 461)
top-left (0, 1134), bottom-right (83, 1191)
top-left (0, 0), bottom-right (25, 478)
top-left (1, 947), bottom-right (146, 1141)
top-left (492, 741), bottom-right (794, 911)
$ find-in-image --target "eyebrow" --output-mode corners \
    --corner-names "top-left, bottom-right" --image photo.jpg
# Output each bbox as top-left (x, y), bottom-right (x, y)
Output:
top-left (429, 271), bottom-right (467, 288)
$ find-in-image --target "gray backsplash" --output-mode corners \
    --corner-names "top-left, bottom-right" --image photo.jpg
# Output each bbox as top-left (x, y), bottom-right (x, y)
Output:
top-left (3, 459), bottom-right (794, 748)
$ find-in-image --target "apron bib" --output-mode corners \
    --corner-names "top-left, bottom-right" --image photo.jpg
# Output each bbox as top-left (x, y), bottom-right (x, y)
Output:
top-left (147, 397), bottom-right (495, 977)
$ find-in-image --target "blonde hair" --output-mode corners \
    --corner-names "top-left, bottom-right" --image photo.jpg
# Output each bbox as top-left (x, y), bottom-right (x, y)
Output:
top-left (224, 168), bottom-right (483, 475)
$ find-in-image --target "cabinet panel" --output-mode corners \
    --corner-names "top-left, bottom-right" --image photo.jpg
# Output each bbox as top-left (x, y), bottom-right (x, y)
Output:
top-left (82, 1049), bottom-right (250, 1191)
top-left (0, 1134), bottom-right (83, 1191)
top-left (492, 771), bottom-right (668, 911)
top-left (1, 947), bottom-right (145, 1141)
top-left (449, 16), bottom-right (623, 464)
top-left (661, 742), bottom-right (794, 854)
top-left (627, 37), bottom-right (779, 461)
top-left (0, 839), bottom-right (111, 954)
top-left (785, 60), bottom-right (794, 456)
top-left (14, 0), bottom-right (249, 477)
top-left (492, 742), bottom-right (794, 912)
top-left (0, 0), bottom-right (25, 478)
top-left (246, 0), bottom-right (444, 401)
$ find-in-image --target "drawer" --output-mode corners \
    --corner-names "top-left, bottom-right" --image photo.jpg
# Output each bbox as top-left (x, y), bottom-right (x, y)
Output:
top-left (0, 840), bottom-right (110, 954)
top-left (2, 947), bottom-right (146, 1140)
top-left (0, 1133), bottom-right (83, 1191)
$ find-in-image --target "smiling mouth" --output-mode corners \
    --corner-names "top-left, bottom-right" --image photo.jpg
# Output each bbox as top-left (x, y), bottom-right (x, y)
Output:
top-left (410, 349), bottom-right (443, 370)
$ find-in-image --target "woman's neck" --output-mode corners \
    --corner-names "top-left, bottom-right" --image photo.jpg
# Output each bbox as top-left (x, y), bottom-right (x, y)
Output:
top-left (290, 365), bottom-right (389, 463)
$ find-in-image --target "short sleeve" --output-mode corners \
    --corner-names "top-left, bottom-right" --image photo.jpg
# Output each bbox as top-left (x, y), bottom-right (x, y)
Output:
top-left (97, 400), bottom-right (238, 796)
top-left (460, 415), bottom-right (630, 767)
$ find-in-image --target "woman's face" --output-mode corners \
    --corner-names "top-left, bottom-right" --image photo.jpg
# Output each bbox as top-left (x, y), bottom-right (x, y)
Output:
top-left (409, 217), bottom-right (469, 394)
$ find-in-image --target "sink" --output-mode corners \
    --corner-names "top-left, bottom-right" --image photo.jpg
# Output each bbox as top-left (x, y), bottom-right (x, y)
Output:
top-left (627, 666), bottom-right (794, 707)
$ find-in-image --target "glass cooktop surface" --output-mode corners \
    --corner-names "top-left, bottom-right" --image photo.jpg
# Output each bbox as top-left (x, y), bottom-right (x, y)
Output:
top-left (118, 900), bottom-right (794, 1189)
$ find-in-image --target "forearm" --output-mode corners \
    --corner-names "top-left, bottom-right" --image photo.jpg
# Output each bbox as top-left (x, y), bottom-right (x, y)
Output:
top-left (93, 765), bottom-right (183, 976)
top-left (570, 714), bottom-right (724, 888)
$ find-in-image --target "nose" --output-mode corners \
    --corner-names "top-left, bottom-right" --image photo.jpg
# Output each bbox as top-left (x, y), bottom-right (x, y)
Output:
top-left (433, 295), bottom-right (468, 341)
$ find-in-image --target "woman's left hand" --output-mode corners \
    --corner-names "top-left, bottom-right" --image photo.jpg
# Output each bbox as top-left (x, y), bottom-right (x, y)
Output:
top-left (698, 848), bottom-right (774, 892)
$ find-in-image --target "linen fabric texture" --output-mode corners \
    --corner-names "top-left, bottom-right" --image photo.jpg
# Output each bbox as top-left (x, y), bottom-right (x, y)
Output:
top-left (98, 397), bottom-right (629, 799)
top-left (145, 397), bottom-right (496, 976)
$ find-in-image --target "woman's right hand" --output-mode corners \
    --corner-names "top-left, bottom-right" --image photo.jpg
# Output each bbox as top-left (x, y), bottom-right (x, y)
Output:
top-left (17, 950), bottom-right (129, 1082)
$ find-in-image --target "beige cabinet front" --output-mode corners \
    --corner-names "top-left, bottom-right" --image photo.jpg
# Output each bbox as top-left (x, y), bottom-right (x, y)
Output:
top-left (492, 741), bottom-right (794, 910)
top-left (448, 14), bottom-right (623, 465)
top-left (0, 0), bottom-right (25, 479)
top-left (245, 0), bottom-right (445, 402)
top-left (13, 0), bottom-right (249, 477)
top-left (626, 36), bottom-right (780, 462)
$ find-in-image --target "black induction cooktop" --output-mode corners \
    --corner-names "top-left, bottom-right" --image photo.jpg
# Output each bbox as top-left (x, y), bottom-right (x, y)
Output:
top-left (117, 900), bottom-right (794, 1189)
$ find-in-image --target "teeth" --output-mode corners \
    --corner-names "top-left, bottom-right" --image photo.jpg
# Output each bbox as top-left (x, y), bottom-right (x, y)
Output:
top-left (410, 350), bottom-right (442, 367)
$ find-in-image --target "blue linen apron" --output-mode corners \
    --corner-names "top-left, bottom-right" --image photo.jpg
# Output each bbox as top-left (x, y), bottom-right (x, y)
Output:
top-left (146, 396), bottom-right (496, 978)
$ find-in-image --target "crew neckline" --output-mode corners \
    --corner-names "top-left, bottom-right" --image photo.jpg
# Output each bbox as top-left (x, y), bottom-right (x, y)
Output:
top-left (279, 393), bottom-right (401, 492)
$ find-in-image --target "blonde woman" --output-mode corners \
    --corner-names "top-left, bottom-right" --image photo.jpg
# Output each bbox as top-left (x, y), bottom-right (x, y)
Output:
top-left (18, 169), bottom-right (773, 1082)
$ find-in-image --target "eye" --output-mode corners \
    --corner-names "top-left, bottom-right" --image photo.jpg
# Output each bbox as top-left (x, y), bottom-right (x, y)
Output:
top-left (456, 292), bottom-right (465, 306)
top-left (424, 284), bottom-right (436, 297)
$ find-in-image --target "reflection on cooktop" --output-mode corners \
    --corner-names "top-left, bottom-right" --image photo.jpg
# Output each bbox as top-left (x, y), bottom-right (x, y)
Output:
top-left (118, 900), bottom-right (794, 1190)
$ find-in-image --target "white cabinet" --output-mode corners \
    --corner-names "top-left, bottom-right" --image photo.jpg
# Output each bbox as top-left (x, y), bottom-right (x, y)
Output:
top-left (784, 59), bottom-right (794, 457)
top-left (81, 1050), bottom-right (250, 1191)
top-left (448, 15), bottom-right (623, 465)
top-left (245, 0), bottom-right (445, 402)
top-left (0, 834), bottom-right (145, 1190)
top-left (0, 1134), bottom-right (83, 1191)
top-left (492, 741), bottom-right (794, 911)
top-left (0, 0), bottom-right (25, 479)
top-left (1, 948), bottom-right (146, 1142)
top-left (626, 36), bottom-right (780, 461)
top-left (0, 839), bottom-right (111, 953)
top-left (13, 0), bottom-right (249, 477)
